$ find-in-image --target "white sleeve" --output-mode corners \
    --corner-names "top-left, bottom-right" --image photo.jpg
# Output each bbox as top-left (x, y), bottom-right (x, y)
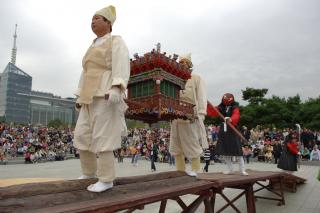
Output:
top-left (111, 36), bottom-right (130, 92)
top-left (196, 75), bottom-right (207, 115)
top-left (73, 71), bottom-right (84, 97)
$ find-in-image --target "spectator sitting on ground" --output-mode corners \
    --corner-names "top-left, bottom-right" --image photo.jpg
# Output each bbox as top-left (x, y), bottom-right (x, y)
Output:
top-left (310, 145), bottom-right (320, 161)
top-left (265, 150), bottom-right (273, 163)
top-left (252, 145), bottom-right (260, 158)
top-left (242, 145), bottom-right (252, 164)
top-left (301, 146), bottom-right (310, 160)
top-left (265, 144), bottom-right (273, 163)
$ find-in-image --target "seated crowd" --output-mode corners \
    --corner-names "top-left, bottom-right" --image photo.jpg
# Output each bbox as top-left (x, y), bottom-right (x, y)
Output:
top-left (0, 124), bottom-right (74, 164)
top-left (1, 123), bottom-right (320, 165)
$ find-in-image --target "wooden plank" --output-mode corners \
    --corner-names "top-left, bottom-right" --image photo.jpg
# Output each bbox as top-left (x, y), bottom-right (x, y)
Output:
top-left (198, 170), bottom-right (286, 187)
top-left (0, 175), bottom-right (214, 213)
top-left (0, 179), bottom-right (97, 200)
top-left (33, 180), bottom-right (214, 213)
top-left (0, 171), bottom-right (186, 200)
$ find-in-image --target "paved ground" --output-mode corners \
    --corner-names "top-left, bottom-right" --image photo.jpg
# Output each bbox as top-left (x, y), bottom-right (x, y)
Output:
top-left (1, 158), bottom-right (319, 213)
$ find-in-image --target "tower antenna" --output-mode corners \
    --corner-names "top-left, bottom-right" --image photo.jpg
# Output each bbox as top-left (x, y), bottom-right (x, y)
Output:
top-left (11, 24), bottom-right (18, 65)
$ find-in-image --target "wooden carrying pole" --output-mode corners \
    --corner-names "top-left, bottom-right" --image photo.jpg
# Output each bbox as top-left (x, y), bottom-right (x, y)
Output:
top-left (207, 101), bottom-right (248, 143)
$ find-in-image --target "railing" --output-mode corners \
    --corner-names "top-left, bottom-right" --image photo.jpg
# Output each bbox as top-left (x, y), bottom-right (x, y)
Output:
top-left (125, 95), bottom-right (194, 123)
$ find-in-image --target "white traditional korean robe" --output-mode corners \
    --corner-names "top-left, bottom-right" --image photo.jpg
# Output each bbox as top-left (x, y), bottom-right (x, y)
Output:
top-left (169, 73), bottom-right (208, 158)
top-left (74, 33), bottom-right (130, 153)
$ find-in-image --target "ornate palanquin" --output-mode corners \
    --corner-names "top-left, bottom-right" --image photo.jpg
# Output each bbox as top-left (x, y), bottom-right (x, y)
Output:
top-left (125, 43), bottom-right (194, 124)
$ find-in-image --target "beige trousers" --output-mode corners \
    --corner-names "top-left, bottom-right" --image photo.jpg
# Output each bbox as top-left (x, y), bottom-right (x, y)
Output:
top-left (175, 154), bottom-right (201, 172)
top-left (79, 150), bottom-right (115, 182)
top-left (169, 120), bottom-right (203, 158)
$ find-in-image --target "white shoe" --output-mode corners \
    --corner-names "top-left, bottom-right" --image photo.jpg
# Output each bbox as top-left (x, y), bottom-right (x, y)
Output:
top-left (78, 174), bottom-right (96, 179)
top-left (87, 181), bottom-right (113, 192)
top-left (241, 171), bottom-right (249, 176)
top-left (186, 171), bottom-right (198, 177)
top-left (222, 171), bottom-right (234, 175)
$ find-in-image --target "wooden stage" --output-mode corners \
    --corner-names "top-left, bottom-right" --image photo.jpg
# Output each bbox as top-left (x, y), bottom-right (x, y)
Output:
top-left (0, 170), bottom-right (305, 213)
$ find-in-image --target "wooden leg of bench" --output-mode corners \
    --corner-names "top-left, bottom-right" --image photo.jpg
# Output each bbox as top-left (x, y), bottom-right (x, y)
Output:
top-left (124, 205), bottom-right (144, 213)
top-left (181, 194), bottom-right (205, 213)
top-left (204, 197), bottom-right (213, 213)
top-left (279, 177), bottom-right (285, 206)
top-left (210, 191), bottom-right (216, 213)
top-left (245, 184), bottom-right (256, 213)
top-left (217, 192), bottom-right (242, 213)
top-left (159, 199), bottom-right (167, 213)
top-left (173, 197), bottom-right (188, 210)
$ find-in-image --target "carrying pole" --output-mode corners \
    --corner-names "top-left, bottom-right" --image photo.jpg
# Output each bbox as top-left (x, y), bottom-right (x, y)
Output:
top-left (296, 123), bottom-right (302, 168)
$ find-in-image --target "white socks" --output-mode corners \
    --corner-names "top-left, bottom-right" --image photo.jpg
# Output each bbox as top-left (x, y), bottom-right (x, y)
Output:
top-left (239, 157), bottom-right (248, 176)
top-left (87, 181), bottom-right (113, 192)
top-left (223, 156), bottom-right (248, 175)
top-left (223, 156), bottom-right (234, 174)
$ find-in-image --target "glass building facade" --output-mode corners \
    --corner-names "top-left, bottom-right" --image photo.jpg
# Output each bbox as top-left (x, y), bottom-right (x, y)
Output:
top-left (28, 91), bottom-right (75, 125)
top-left (0, 62), bottom-right (32, 124)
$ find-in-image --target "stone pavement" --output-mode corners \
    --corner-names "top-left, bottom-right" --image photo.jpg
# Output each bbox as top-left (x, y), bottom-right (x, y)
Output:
top-left (0, 158), bottom-right (319, 213)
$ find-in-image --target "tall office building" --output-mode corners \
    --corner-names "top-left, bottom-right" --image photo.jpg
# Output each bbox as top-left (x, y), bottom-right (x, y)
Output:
top-left (0, 62), bottom-right (32, 123)
top-left (0, 25), bottom-right (76, 125)
top-left (0, 25), bottom-right (32, 123)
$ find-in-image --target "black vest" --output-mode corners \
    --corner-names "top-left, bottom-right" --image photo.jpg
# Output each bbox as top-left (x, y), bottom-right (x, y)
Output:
top-left (218, 104), bottom-right (238, 120)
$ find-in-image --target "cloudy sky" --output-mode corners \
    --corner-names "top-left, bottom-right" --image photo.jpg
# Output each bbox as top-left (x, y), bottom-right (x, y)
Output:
top-left (0, 0), bottom-right (319, 105)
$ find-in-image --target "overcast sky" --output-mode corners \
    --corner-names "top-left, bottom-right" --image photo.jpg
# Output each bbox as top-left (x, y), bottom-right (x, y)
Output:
top-left (0, 0), bottom-right (319, 105)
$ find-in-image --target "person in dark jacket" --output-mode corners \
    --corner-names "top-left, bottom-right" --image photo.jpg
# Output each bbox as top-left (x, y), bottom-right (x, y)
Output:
top-left (212, 93), bottom-right (248, 175)
top-left (278, 132), bottom-right (301, 173)
top-left (203, 148), bottom-right (211, 172)
top-left (150, 142), bottom-right (158, 172)
top-left (272, 138), bottom-right (282, 164)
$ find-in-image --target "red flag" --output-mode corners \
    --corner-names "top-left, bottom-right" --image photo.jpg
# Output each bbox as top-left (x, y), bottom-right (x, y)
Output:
top-left (207, 101), bottom-right (218, 118)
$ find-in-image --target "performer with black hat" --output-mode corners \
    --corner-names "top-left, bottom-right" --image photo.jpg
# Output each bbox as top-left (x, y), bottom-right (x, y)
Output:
top-left (214, 93), bottom-right (248, 175)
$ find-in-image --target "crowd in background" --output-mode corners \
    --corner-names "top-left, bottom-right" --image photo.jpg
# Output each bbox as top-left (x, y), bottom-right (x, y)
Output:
top-left (1, 123), bottom-right (320, 165)
top-left (114, 125), bottom-right (320, 166)
top-left (0, 124), bottom-right (75, 164)
top-left (239, 126), bottom-right (320, 163)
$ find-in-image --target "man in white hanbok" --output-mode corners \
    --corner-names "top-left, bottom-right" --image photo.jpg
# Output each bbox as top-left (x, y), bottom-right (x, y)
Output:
top-left (74, 5), bottom-right (130, 192)
top-left (169, 53), bottom-right (208, 177)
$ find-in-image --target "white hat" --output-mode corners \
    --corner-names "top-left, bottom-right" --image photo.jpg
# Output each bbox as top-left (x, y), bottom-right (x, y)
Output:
top-left (95, 5), bottom-right (116, 26)
top-left (179, 53), bottom-right (192, 63)
top-left (179, 53), bottom-right (193, 68)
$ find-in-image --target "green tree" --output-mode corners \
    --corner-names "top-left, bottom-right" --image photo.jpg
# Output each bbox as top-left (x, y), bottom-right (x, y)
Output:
top-left (300, 97), bottom-right (320, 130)
top-left (48, 119), bottom-right (67, 128)
top-left (242, 87), bottom-right (268, 105)
top-left (240, 88), bottom-right (320, 130)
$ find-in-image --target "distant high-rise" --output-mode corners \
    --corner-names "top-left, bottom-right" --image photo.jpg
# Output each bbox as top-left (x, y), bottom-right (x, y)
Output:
top-left (0, 63), bottom-right (32, 123)
top-left (0, 25), bottom-right (32, 123)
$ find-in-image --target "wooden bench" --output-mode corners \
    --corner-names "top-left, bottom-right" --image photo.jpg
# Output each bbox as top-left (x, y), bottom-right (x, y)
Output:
top-left (0, 171), bottom-right (215, 213)
top-left (198, 170), bottom-right (286, 213)
top-left (269, 172), bottom-right (306, 193)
